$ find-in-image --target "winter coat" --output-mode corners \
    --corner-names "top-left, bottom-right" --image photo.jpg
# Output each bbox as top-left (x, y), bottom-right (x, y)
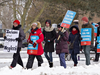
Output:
top-left (27, 28), bottom-right (44, 55)
top-left (56, 30), bottom-right (69, 54)
top-left (68, 25), bottom-right (81, 54)
top-left (12, 25), bottom-right (25, 48)
top-left (82, 23), bottom-right (94, 44)
top-left (43, 27), bottom-right (56, 52)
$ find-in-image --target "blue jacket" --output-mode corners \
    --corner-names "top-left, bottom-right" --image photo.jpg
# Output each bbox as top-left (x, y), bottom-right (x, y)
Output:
top-left (68, 25), bottom-right (81, 54)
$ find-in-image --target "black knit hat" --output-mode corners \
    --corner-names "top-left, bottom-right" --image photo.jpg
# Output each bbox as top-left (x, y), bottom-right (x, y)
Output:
top-left (57, 23), bottom-right (61, 28)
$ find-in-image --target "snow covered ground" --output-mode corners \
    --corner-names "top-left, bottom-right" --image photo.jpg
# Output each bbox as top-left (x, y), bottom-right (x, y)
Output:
top-left (0, 48), bottom-right (99, 75)
top-left (0, 58), bottom-right (100, 75)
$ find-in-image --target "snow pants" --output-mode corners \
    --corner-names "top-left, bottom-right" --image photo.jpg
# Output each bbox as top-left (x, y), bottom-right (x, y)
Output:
top-left (11, 47), bottom-right (24, 68)
top-left (83, 45), bottom-right (90, 65)
top-left (26, 55), bottom-right (43, 69)
top-left (59, 53), bottom-right (66, 68)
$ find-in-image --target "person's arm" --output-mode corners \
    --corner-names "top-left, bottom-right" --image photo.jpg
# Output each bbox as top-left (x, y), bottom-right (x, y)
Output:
top-left (27, 33), bottom-right (31, 43)
top-left (62, 31), bottom-right (69, 41)
top-left (68, 34), bottom-right (71, 42)
top-left (36, 33), bottom-right (44, 44)
top-left (19, 28), bottom-right (25, 40)
top-left (50, 29), bottom-right (56, 42)
top-left (91, 25), bottom-right (94, 44)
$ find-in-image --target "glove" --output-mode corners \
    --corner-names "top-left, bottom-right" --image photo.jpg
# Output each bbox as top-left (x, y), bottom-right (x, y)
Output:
top-left (16, 38), bottom-right (21, 41)
top-left (96, 42), bottom-right (99, 45)
top-left (59, 31), bottom-right (64, 37)
top-left (55, 39), bottom-right (59, 43)
top-left (48, 39), bottom-right (50, 42)
top-left (28, 40), bottom-right (33, 44)
top-left (90, 44), bottom-right (94, 48)
top-left (67, 41), bottom-right (70, 44)
top-left (33, 42), bottom-right (37, 48)
top-left (81, 37), bottom-right (83, 40)
top-left (4, 36), bottom-right (7, 40)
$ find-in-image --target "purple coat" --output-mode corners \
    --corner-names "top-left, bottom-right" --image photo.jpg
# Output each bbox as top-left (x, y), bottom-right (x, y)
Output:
top-left (56, 30), bottom-right (69, 54)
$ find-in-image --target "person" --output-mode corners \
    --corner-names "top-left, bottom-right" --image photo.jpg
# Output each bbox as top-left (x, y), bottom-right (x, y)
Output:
top-left (4, 20), bottom-right (25, 69)
top-left (55, 24), bottom-right (69, 68)
top-left (26, 22), bottom-right (44, 69)
top-left (68, 25), bottom-right (81, 66)
top-left (43, 20), bottom-right (56, 68)
top-left (81, 17), bottom-right (94, 65)
top-left (93, 22), bottom-right (100, 62)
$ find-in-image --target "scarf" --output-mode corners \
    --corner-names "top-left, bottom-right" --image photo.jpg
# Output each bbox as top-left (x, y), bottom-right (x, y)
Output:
top-left (72, 30), bottom-right (78, 35)
top-left (31, 27), bottom-right (38, 34)
top-left (12, 25), bottom-right (21, 30)
top-left (44, 26), bottom-right (54, 32)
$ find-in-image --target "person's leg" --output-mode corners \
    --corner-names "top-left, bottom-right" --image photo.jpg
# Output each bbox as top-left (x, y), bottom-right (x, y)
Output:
top-left (74, 54), bottom-right (78, 66)
top-left (49, 52), bottom-right (53, 62)
top-left (10, 48), bottom-right (21, 68)
top-left (71, 51), bottom-right (74, 63)
top-left (26, 55), bottom-right (35, 69)
top-left (58, 54), bottom-right (62, 66)
top-left (44, 52), bottom-right (50, 61)
top-left (36, 55), bottom-right (43, 67)
top-left (84, 46), bottom-right (90, 65)
top-left (59, 53), bottom-right (66, 68)
top-left (17, 53), bottom-right (24, 67)
top-left (94, 52), bottom-right (99, 61)
top-left (49, 52), bottom-right (53, 67)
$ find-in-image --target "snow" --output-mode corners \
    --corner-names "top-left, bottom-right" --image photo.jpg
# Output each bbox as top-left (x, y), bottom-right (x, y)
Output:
top-left (0, 58), bottom-right (100, 75)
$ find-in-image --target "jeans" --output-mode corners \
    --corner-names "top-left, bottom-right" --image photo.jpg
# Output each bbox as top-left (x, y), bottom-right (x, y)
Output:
top-left (83, 45), bottom-right (90, 65)
top-left (59, 53), bottom-right (66, 68)
top-left (44, 52), bottom-right (53, 62)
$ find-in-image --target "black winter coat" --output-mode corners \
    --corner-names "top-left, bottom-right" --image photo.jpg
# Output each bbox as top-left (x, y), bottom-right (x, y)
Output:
top-left (68, 25), bottom-right (81, 54)
top-left (43, 28), bottom-right (56, 52)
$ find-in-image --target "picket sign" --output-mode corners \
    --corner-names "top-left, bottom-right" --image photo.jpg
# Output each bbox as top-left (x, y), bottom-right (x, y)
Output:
top-left (92, 23), bottom-right (98, 37)
top-left (57, 10), bottom-right (76, 40)
top-left (81, 28), bottom-right (92, 46)
top-left (27, 36), bottom-right (39, 55)
top-left (4, 29), bottom-right (19, 53)
top-left (97, 37), bottom-right (100, 53)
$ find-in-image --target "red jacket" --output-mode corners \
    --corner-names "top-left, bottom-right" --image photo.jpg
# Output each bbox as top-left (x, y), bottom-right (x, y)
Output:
top-left (27, 28), bottom-right (44, 55)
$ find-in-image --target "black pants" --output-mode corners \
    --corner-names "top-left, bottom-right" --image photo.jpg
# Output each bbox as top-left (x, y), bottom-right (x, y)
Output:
top-left (26, 55), bottom-right (43, 69)
top-left (94, 43), bottom-right (100, 61)
top-left (10, 48), bottom-right (24, 68)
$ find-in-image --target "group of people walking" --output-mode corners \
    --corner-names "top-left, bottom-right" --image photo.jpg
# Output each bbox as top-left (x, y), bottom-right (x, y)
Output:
top-left (4, 16), bottom-right (100, 69)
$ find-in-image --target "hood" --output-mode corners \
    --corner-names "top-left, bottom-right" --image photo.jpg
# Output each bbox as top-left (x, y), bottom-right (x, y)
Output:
top-left (69, 25), bottom-right (80, 33)
top-left (45, 20), bottom-right (51, 26)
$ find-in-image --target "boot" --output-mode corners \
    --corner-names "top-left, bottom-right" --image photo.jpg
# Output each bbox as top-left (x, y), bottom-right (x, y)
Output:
top-left (38, 63), bottom-right (41, 67)
top-left (74, 64), bottom-right (77, 67)
top-left (50, 62), bottom-right (53, 68)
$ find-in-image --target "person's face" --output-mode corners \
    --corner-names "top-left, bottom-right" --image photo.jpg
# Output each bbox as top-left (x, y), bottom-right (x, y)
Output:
top-left (82, 21), bottom-right (88, 24)
top-left (46, 22), bottom-right (50, 27)
top-left (72, 28), bottom-right (76, 31)
top-left (58, 27), bottom-right (62, 31)
top-left (32, 24), bottom-right (37, 29)
top-left (13, 23), bottom-right (18, 27)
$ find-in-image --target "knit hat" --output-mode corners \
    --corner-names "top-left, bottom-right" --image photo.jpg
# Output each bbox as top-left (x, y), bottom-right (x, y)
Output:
top-left (13, 20), bottom-right (20, 25)
top-left (31, 22), bottom-right (38, 27)
top-left (81, 17), bottom-right (88, 22)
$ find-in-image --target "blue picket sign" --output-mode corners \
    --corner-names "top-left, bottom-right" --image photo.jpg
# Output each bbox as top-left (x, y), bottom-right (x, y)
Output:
top-left (27, 36), bottom-right (39, 50)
